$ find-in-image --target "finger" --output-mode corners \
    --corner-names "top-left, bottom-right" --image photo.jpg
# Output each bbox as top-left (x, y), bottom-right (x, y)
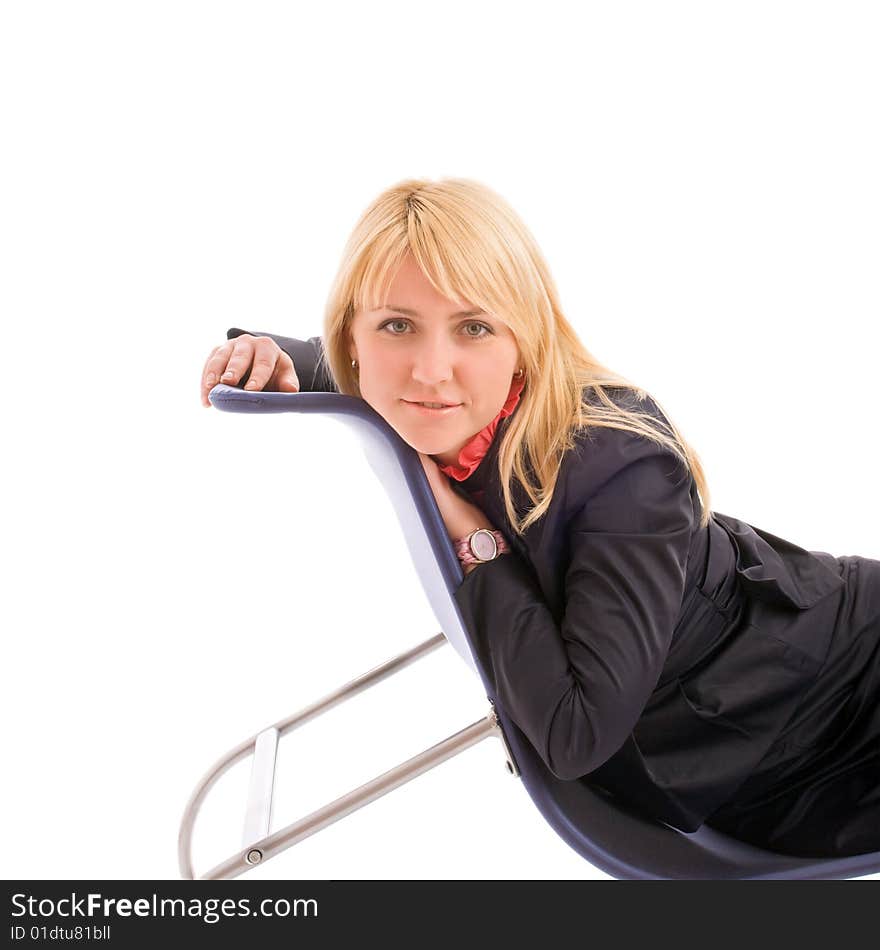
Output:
top-left (267, 353), bottom-right (300, 393)
top-left (216, 336), bottom-right (257, 388)
top-left (201, 341), bottom-right (237, 407)
top-left (241, 336), bottom-right (283, 392)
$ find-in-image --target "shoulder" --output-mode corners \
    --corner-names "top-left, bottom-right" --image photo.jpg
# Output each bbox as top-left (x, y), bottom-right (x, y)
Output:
top-left (580, 384), bottom-right (672, 428)
top-left (570, 385), bottom-right (676, 462)
top-left (558, 386), bottom-right (690, 508)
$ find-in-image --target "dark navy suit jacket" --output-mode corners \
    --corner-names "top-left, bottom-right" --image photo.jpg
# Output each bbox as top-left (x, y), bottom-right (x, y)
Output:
top-left (227, 327), bottom-right (846, 833)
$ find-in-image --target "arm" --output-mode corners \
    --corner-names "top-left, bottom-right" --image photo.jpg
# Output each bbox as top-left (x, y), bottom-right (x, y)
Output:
top-left (453, 428), bottom-right (694, 781)
top-left (226, 328), bottom-right (339, 393)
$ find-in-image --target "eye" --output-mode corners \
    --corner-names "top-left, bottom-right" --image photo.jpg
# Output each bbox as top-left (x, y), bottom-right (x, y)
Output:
top-left (378, 319), bottom-right (494, 339)
top-left (463, 322), bottom-right (493, 339)
top-left (380, 319), bottom-right (410, 335)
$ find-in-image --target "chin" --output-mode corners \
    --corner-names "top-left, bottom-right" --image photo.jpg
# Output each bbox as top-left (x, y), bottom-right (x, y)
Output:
top-left (386, 423), bottom-right (453, 456)
top-left (403, 432), bottom-right (457, 456)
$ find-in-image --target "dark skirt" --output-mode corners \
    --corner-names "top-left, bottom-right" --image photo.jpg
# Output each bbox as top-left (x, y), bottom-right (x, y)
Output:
top-left (704, 554), bottom-right (880, 857)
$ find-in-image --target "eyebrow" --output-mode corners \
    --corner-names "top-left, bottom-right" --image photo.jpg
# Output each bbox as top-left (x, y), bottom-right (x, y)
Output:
top-left (380, 306), bottom-right (487, 319)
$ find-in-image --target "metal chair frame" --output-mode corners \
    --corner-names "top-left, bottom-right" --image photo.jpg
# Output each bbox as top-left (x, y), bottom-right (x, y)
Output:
top-left (179, 633), bottom-right (518, 880)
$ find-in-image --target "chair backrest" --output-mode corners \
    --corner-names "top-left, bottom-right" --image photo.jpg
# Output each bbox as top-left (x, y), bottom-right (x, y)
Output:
top-left (210, 385), bottom-right (485, 680)
top-left (209, 384), bottom-right (880, 880)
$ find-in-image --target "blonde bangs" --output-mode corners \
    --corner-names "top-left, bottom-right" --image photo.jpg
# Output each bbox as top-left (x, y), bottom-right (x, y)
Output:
top-left (405, 195), bottom-right (534, 329)
top-left (354, 194), bottom-right (526, 331)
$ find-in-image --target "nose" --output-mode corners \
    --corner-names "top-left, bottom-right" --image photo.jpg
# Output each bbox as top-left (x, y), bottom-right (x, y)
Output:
top-left (409, 334), bottom-right (455, 386)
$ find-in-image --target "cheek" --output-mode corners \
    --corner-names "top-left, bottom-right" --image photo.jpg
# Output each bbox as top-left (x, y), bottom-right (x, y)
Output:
top-left (490, 378), bottom-right (516, 409)
top-left (362, 379), bottom-right (403, 416)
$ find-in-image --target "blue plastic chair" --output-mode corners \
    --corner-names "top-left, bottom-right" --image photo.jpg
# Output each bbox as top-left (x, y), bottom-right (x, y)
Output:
top-left (178, 386), bottom-right (880, 880)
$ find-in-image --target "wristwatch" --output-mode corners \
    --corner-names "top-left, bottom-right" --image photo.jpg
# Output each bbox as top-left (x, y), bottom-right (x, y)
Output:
top-left (454, 528), bottom-right (510, 565)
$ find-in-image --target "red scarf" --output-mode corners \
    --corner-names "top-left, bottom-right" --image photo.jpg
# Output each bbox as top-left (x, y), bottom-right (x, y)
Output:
top-left (435, 375), bottom-right (525, 481)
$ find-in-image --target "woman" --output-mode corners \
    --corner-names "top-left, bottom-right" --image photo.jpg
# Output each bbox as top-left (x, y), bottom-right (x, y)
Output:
top-left (200, 178), bottom-right (879, 858)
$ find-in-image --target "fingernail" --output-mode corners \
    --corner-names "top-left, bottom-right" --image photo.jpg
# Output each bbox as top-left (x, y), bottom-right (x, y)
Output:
top-left (221, 371), bottom-right (233, 379)
top-left (206, 373), bottom-right (216, 385)
top-left (244, 381), bottom-right (258, 390)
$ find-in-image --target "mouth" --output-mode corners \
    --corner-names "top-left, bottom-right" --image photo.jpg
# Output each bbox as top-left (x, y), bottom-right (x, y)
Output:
top-left (402, 399), bottom-right (463, 416)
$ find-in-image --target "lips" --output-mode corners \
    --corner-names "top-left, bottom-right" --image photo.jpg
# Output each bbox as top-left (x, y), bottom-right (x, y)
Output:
top-left (404, 400), bottom-right (461, 408)
top-left (402, 400), bottom-right (463, 416)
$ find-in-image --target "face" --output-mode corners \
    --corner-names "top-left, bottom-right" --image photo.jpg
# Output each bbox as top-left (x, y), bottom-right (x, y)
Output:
top-left (348, 252), bottom-right (522, 466)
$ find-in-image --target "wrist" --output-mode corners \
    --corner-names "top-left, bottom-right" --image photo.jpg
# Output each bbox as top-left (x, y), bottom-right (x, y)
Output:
top-left (454, 527), bottom-right (510, 566)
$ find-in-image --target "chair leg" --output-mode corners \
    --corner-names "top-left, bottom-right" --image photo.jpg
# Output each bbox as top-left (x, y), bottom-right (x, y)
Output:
top-left (207, 710), bottom-right (502, 880)
top-left (178, 632), bottom-right (512, 880)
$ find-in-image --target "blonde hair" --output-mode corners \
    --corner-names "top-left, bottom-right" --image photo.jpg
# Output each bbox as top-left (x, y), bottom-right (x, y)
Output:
top-left (319, 177), bottom-right (711, 535)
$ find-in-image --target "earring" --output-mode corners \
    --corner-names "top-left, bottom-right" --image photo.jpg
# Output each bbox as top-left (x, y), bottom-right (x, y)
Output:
top-left (351, 359), bottom-right (358, 370)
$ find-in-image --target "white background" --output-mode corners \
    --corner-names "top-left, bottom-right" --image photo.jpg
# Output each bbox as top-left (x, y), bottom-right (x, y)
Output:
top-left (2, 1), bottom-right (877, 881)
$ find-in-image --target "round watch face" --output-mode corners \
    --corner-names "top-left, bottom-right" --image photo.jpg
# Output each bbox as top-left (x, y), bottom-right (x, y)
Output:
top-left (470, 529), bottom-right (498, 561)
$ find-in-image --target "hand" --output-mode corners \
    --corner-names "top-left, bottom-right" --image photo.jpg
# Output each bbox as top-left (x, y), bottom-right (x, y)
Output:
top-left (417, 452), bottom-right (496, 551)
top-left (200, 334), bottom-right (300, 407)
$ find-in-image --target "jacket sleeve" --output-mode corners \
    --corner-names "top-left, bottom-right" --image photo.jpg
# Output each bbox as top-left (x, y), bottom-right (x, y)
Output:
top-left (226, 327), bottom-right (339, 393)
top-left (452, 426), bottom-right (695, 780)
